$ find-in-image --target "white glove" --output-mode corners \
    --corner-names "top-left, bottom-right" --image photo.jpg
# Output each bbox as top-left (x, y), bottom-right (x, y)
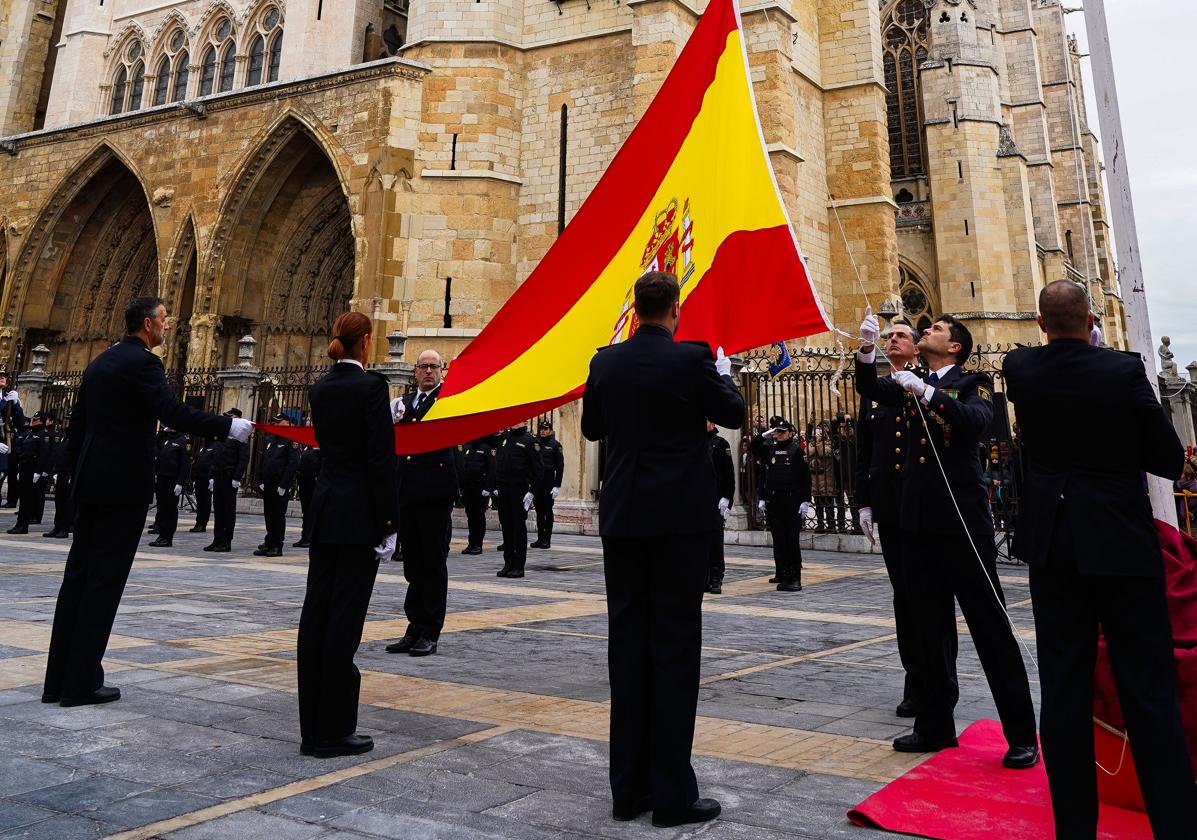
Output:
top-left (173, 484), bottom-right (182, 496)
top-left (390, 397), bottom-right (406, 423)
top-left (52, 474), bottom-right (58, 481)
top-left (860, 308), bottom-right (880, 346)
top-left (208, 479), bottom-right (214, 491)
top-left (277, 486), bottom-right (286, 496)
top-left (231, 480), bottom-right (241, 490)
top-left (3, 390), bottom-right (18, 403)
top-left (718, 497), bottom-right (730, 514)
top-left (799, 501), bottom-right (811, 518)
top-left (493, 487), bottom-right (499, 497)
top-left (523, 491), bottom-right (534, 511)
top-left (893, 370), bottom-right (928, 400)
top-left (758, 499), bottom-right (767, 513)
top-left (715, 345), bottom-right (732, 377)
top-left (550, 486), bottom-right (560, 500)
top-left (228, 418), bottom-right (253, 443)
top-left (375, 532), bottom-right (397, 563)
top-left (32, 473), bottom-right (41, 482)
top-left (858, 506), bottom-right (875, 544)
top-left (762, 427), bottom-right (776, 439)
top-left (0, 443), bottom-right (8, 455)
top-left (259, 484), bottom-right (266, 492)
top-left (482, 490), bottom-right (491, 497)
top-left (1090, 325), bottom-right (1103, 347)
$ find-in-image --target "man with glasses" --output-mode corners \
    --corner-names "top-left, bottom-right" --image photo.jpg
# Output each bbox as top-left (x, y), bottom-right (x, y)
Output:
top-left (385, 351), bottom-right (460, 658)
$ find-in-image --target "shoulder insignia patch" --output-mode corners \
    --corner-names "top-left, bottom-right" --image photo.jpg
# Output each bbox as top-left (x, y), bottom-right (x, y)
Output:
top-left (942, 388), bottom-right (960, 400)
top-left (977, 387), bottom-right (992, 402)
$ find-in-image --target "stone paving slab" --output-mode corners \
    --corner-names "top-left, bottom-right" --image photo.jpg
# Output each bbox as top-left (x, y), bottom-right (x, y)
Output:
top-left (0, 503), bottom-right (1039, 838)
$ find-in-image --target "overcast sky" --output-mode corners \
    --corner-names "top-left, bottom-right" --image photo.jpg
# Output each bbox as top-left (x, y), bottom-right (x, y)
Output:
top-left (1068, 1), bottom-right (1197, 372)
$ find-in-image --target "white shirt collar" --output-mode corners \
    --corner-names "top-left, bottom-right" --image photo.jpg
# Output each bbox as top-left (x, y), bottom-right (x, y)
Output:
top-left (929, 362), bottom-right (955, 380)
top-left (417, 385), bottom-right (438, 398)
top-left (336, 359), bottom-right (364, 369)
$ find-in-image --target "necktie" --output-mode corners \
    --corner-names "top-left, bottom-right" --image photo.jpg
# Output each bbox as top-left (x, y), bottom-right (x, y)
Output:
top-left (415, 392), bottom-right (427, 412)
top-left (927, 372), bottom-right (940, 386)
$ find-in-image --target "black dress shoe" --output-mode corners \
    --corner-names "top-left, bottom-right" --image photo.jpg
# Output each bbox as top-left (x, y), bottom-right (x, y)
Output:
top-left (252, 547), bottom-right (270, 556)
top-left (203, 542), bottom-right (218, 551)
top-left (895, 698), bottom-right (918, 718)
top-left (7, 525), bottom-right (28, 534)
top-left (293, 538), bottom-right (311, 548)
top-left (612, 796), bottom-right (651, 821)
top-left (776, 581), bottom-right (802, 592)
top-left (41, 691), bottom-right (60, 704)
top-left (496, 543), bottom-right (506, 552)
top-left (706, 582), bottom-right (722, 595)
top-left (42, 530), bottom-right (65, 538)
top-left (256, 542), bottom-right (268, 552)
top-left (209, 543), bottom-right (231, 553)
top-left (60, 686), bottom-right (121, 707)
top-left (893, 732), bottom-right (958, 753)
top-left (496, 566), bottom-right (512, 577)
top-left (409, 638), bottom-right (437, 657)
top-left (506, 569), bottom-right (525, 579)
top-left (529, 540), bottom-right (548, 549)
top-left (189, 525), bottom-right (207, 533)
top-left (385, 634), bottom-right (419, 654)
top-left (1003, 744), bottom-right (1040, 769)
top-left (312, 734), bottom-right (373, 758)
top-left (147, 525), bottom-right (159, 534)
top-left (768, 576), bottom-right (780, 584)
top-left (652, 798), bottom-right (721, 828)
top-left (464, 546), bottom-right (483, 555)
top-left (148, 537), bottom-right (172, 548)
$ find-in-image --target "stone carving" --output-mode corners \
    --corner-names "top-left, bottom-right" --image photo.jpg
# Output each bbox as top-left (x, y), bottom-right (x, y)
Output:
top-left (152, 187), bottom-right (175, 207)
top-left (1160, 336), bottom-right (1179, 379)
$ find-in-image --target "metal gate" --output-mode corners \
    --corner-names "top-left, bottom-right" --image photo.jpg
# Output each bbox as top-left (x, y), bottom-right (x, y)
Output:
top-left (245, 366), bottom-right (325, 493)
top-left (36, 371), bottom-right (85, 423)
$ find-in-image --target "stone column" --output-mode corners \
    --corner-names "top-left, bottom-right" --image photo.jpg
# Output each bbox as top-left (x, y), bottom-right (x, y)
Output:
top-left (373, 330), bottom-right (415, 397)
top-left (216, 335), bottom-right (261, 417)
top-left (16, 344), bottom-right (51, 416)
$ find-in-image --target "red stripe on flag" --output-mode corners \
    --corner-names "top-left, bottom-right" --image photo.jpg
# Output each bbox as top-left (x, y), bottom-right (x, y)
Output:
top-left (439, 0), bottom-right (739, 399)
top-left (674, 225), bottom-right (824, 355)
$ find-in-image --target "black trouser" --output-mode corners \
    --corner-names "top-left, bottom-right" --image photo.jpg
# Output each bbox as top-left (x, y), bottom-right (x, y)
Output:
top-left (4, 465), bottom-right (18, 506)
top-left (43, 503), bottom-right (146, 698)
top-left (262, 482), bottom-right (290, 549)
top-left (878, 521), bottom-right (957, 706)
top-left (14, 465), bottom-right (34, 524)
top-left (603, 532), bottom-right (709, 813)
top-left (31, 474), bottom-right (48, 523)
top-left (213, 474), bottom-right (238, 545)
top-left (765, 492), bottom-right (802, 583)
top-left (297, 477), bottom-right (316, 542)
top-left (497, 485), bottom-right (529, 571)
top-left (193, 474), bottom-right (211, 529)
top-left (400, 500), bottom-right (453, 642)
top-left (461, 479), bottom-right (488, 548)
top-left (533, 480), bottom-right (555, 545)
top-left (297, 543), bottom-right (379, 745)
top-left (1031, 531), bottom-right (1196, 840)
top-left (904, 529), bottom-right (1036, 747)
top-left (52, 475), bottom-right (74, 533)
top-left (153, 478), bottom-right (180, 540)
top-left (707, 524), bottom-right (725, 585)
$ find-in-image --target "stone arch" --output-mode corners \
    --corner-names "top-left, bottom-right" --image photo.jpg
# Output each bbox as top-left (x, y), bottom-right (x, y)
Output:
top-left (0, 225), bottom-right (7, 309)
top-left (897, 261), bottom-right (938, 335)
top-left (162, 216), bottom-right (199, 369)
top-left (239, 0), bottom-right (286, 56)
top-left (11, 148), bottom-right (159, 370)
top-left (195, 0), bottom-right (243, 43)
top-left (146, 10), bottom-right (194, 71)
top-left (199, 115), bottom-right (355, 368)
top-left (102, 22), bottom-right (150, 80)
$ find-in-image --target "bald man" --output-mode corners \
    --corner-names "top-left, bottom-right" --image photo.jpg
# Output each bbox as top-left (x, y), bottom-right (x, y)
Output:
top-left (1004, 280), bottom-right (1196, 839)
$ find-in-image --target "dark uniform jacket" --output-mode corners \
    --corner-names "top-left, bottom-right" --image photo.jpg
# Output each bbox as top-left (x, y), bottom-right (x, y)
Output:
top-left (749, 436), bottom-right (812, 501)
top-left (580, 324), bottom-right (744, 538)
top-left (10, 426), bottom-right (32, 470)
top-left (459, 439), bottom-right (496, 492)
top-left (192, 441), bottom-right (216, 482)
top-left (68, 335), bottom-right (232, 507)
top-left (857, 360), bottom-right (995, 536)
top-left (496, 428), bottom-right (544, 495)
top-left (155, 432), bottom-right (191, 486)
top-left (211, 436), bottom-right (249, 481)
top-left (395, 384), bottom-right (460, 505)
top-left (308, 362), bottom-right (399, 546)
top-left (708, 430), bottom-right (735, 503)
top-left (1004, 341), bottom-right (1182, 576)
top-left (854, 393), bottom-right (908, 526)
top-left (258, 435), bottom-right (300, 490)
top-left (51, 431), bottom-right (73, 479)
top-left (297, 445), bottom-right (322, 487)
top-left (534, 435), bottom-right (564, 490)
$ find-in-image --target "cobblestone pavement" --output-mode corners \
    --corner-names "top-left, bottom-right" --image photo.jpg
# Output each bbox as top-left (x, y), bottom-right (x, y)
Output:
top-left (0, 504), bottom-right (1039, 839)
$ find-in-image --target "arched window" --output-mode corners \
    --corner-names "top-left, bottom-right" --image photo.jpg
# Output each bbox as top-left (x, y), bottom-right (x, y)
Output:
top-left (197, 16), bottom-right (236, 96)
top-left (199, 46), bottom-right (217, 96)
top-left (267, 31), bottom-right (283, 82)
top-left (218, 43), bottom-right (236, 92)
top-left (173, 51), bottom-right (190, 102)
top-left (898, 265), bottom-right (936, 334)
top-left (108, 39), bottom-right (146, 115)
top-left (246, 6), bottom-right (284, 87)
top-left (248, 36), bottom-right (266, 86)
top-left (881, 0), bottom-right (930, 180)
top-left (152, 28), bottom-right (191, 105)
top-left (152, 57), bottom-right (171, 106)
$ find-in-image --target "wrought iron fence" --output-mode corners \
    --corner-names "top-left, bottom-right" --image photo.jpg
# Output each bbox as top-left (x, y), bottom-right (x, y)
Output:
top-left (244, 366), bottom-right (326, 494)
top-left (165, 368), bottom-right (223, 413)
top-left (36, 371), bottom-right (85, 422)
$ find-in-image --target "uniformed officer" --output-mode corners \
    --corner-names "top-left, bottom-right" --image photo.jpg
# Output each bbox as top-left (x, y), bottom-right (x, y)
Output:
top-left (530, 421), bottom-right (564, 549)
top-left (749, 419), bottom-right (811, 592)
top-left (205, 407), bottom-right (249, 553)
top-left (705, 421), bottom-right (735, 595)
top-left (188, 438), bottom-right (217, 533)
top-left (5, 421), bottom-right (32, 523)
top-left (857, 312), bottom-right (1038, 768)
top-left (45, 416), bottom-right (74, 539)
top-left (8, 412), bottom-right (51, 534)
top-left (0, 371), bottom-right (23, 508)
top-left (293, 442), bottom-right (321, 549)
top-left (31, 412), bottom-right (58, 525)
top-left (494, 422), bottom-right (544, 578)
top-left (148, 428), bottom-right (190, 547)
top-left (459, 436), bottom-right (496, 555)
top-left (855, 320), bottom-right (957, 718)
top-left (255, 414), bottom-right (300, 557)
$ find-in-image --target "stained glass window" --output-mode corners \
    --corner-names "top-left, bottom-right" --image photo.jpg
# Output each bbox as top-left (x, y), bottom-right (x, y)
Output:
top-left (881, 0), bottom-right (929, 180)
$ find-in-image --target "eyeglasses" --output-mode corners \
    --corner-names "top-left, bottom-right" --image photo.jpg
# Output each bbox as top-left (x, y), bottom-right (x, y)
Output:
top-left (415, 363), bottom-right (441, 371)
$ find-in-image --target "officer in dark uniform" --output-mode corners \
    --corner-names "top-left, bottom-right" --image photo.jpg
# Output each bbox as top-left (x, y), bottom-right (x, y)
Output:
top-left (855, 320), bottom-right (957, 718)
top-left (45, 416), bottom-right (74, 539)
top-left (706, 421), bottom-right (735, 594)
top-left (459, 436), bottom-right (496, 555)
top-left (0, 371), bottom-right (24, 508)
top-left (189, 438), bottom-right (216, 533)
top-left (32, 412), bottom-right (58, 525)
top-left (8, 413), bottom-right (51, 534)
top-left (494, 423), bottom-right (544, 578)
top-left (293, 443), bottom-right (321, 549)
top-left (256, 415), bottom-right (300, 557)
top-left (148, 428), bottom-right (190, 547)
top-left (530, 421), bottom-right (564, 549)
top-left (5, 421), bottom-right (32, 523)
top-left (749, 419), bottom-right (811, 592)
top-left (856, 312), bottom-right (1038, 768)
top-left (205, 408), bottom-right (249, 553)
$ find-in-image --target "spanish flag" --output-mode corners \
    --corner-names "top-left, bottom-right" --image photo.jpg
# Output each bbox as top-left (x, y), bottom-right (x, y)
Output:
top-left (264, 0), bottom-right (829, 452)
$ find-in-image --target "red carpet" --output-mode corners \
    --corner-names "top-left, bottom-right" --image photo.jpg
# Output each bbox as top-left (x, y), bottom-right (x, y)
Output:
top-left (847, 720), bottom-right (1151, 839)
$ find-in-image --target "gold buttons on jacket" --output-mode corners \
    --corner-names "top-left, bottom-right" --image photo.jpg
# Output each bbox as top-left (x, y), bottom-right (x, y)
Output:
top-left (894, 448), bottom-right (901, 455)
top-left (894, 464), bottom-right (902, 471)
top-left (919, 456), bottom-right (927, 464)
top-left (920, 438), bottom-right (927, 445)
top-left (895, 431), bottom-right (902, 438)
